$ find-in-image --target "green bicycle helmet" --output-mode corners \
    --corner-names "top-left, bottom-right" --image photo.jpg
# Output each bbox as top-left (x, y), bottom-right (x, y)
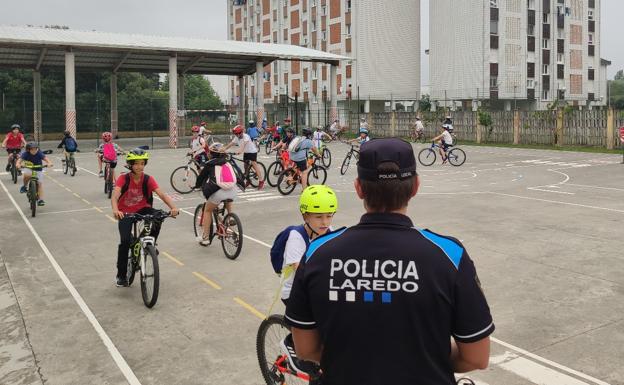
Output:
top-left (299, 185), bottom-right (338, 214)
top-left (126, 148), bottom-right (150, 165)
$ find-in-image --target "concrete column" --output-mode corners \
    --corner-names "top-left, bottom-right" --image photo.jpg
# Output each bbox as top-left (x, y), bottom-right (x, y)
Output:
top-left (255, 61), bottom-right (265, 125)
top-left (390, 111), bottom-right (396, 138)
top-left (606, 107), bottom-right (614, 150)
top-left (110, 73), bottom-right (118, 138)
top-left (168, 56), bottom-right (178, 148)
top-left (513, 110), bottom-right (521, 145)
top-left (329, 64), bottom-right (338, 124)
top-left (177, 74), bottom-right (185, 137)
top-left (238, 76), bottom-right (245, 127)
top-left (33, 71), bottom-right (42, 142)
top-left (65, 51), bottom-right (77, 138)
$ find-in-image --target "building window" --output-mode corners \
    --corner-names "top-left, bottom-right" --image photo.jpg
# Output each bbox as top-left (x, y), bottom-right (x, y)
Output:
top-left (346, 24), bottom-right (351, 35)
top-left (490, 77), bottom-right (498, 88)
top-left (588, 10), bottom-right (594, 19)
top-left (491, 21), bottom-right (499, 34)
top-left (321, 30), bottom-right (327, 41)
top-left (528, 0), bottom-right (535, 9)
top-left (528, 25), bottom-right (535, 36)
top-left (527, 79), bottom-right (535, 88)
top-left (543, 13), bottom-right (549, 23)
top-left (542, 89), bottom-right (549, 100)
top-left (588, 33), bottom-right (593, 44)
top-left (588, 68), bottom-right (595, 80)
top-left (542, 64), bottom-right (549, 74)
top-left (346, 0), bottom-right (351, 11)
top-left (557, 53), bottom-right (564, 63)
top-left (542, 39), bottom-right (549, 49)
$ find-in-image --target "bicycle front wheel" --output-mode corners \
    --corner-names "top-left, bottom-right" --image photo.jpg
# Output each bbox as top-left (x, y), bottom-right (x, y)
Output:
top-left (264, 140), bottom-right (272, 155)
top-left (448, 148), bottom-right (466, 166)
top-left (307, 165), bottom-right (327, 186)
top-left (418, 148), bottom-right (436, 166)
top-left (11, 164), bottom-right (17, 184)
top-left (170, 166), bottom-right (198, 194)
top-left (193, 203), bottom-right (205, 238)
top-left (127, 244), bottom-right (137, 286)
top-left (322, 148), bottom-right (332, 168)
top-left (277, 168), bottom-right (298, 195)
top-left (63, 157), bottom-right (69, 174)
top-left (266, 161), bottom-right (284, 187)
top-left (141, 244), bottom-right (160, 308)
top-left (257, 315), bottom-right (306, 385)
top-left (221, 212), bottom-right (243, 260)
top-left (247, 161), bottom-right (267, 188)
top-left (29, 182), bottom-right (37, 217)
top-left (340, 153), bottom-right (352, 175)
top-left (70, 158), bottom-right (77, 176)
top-left (107, 173), bottom-right (113, 199)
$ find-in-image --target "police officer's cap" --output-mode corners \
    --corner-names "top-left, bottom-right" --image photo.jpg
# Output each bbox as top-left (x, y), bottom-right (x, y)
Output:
top-left (357, 138), bottom-right (416, 181)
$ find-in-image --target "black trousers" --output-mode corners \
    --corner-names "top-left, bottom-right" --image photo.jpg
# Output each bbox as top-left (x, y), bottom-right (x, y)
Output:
top-left (117, 207), bottom-right (161, 278)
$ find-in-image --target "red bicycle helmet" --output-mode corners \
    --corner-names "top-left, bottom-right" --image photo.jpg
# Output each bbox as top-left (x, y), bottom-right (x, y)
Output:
top-left (191, 125), bottom-right (200, 133)
top-left (102, 132), bottom-right (112, 141)
top-left (232, 125), bottom-right (244, 135)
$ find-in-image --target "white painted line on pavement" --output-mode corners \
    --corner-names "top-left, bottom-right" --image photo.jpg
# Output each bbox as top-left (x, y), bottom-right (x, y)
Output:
top-left (0, 179), bottom-right (142, 385)
top-left (567, 183), bottom-right (624, 192)
top-left (499, 356), bottom-right (591, 385)
top-left (527, 187), bottom-right (575, 195)
top-left (490, 192), bottom-right (624, 214)
top-left (246, 196), bottom-right (282, 202)
top-left (78, 166), bottom-right (99, 176)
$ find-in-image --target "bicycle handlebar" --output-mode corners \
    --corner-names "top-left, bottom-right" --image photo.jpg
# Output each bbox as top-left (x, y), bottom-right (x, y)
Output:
top-left (123, 210), bottom-right (172, 222)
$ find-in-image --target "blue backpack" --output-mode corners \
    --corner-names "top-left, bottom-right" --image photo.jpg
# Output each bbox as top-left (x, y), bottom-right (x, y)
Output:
top-left (270, 225), bottom-right (309, 274)
top-left (65, 137), bottom-right (77, 152)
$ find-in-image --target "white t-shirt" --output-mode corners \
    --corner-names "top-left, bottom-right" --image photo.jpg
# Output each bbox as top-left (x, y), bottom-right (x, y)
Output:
top-left (415, 121), bottom-right (424, 132)
top-left (442, 130), bottom-right (453, 145)
top-left (199, 126), bottom-right (208, 136)
top-left (190, 137), bottom-right (206, 156)
top-left (312, 131), bottom-right (325, 148)
top-left (232, 133), bottom-right (258, 154)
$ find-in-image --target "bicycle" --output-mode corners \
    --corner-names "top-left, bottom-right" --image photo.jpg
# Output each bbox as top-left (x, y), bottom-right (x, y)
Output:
top-left (21, 163), bottom-right (48, 217)
top-left (410, 130), bottom-right (426, 143)
top-left (257, 134), bottom-right (274, 155)
top-left (7, 148), bottom-right (21, 184)
top-left (418, 142), bottom-right (466, 167)
top-left (266, 149), bottom-right (293, 187)
top-left (101, 151), bottom-right (123, 199)
top-left (62, 151), bottom-right (77, 176)
top-left (124, 210), bottom-right (171, 308)
top-left (193, 199), bottom-right (243, 260)
top-left (277, 153), bottom-right (327, 196)
top-left (257, 314), bottom-right (322, 385)
top-left (318, 142), bottom-right (331, 168)
top-left (340, 144), bottom-right (360, 175)
top-left (229, 154), bottom-right (266, 189)
top-left (170, 153), bottom-right (203, 194)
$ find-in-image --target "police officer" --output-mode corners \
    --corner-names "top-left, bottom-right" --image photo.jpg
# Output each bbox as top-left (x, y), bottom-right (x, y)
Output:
top-left (285, 138), bottom-right (494, 385)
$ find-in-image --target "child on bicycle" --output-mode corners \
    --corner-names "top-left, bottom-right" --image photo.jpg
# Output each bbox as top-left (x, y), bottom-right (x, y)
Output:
top-left (199, 121), bottom-right (212, 138)
top-left (2, 124), bottom-right (26, 171)
top-left (411, 117), bottom-right (425, 141)
top-left (189, 125), bottom-right (208, 165)
top-left (194, 142), bottom-right (238, 246)
top-left (57, 130), bottom-right (78, 164)
top-left (223, 125), bottom-right (265, 189)
top-left (17, 142), bottom-right (53, 206)
top-left (312, 126), bottom-right (332, 149)
top-left (348, 128), bottom-right (371, 146)
top-left (111, 148), bottom-right (179, 287)
top-left (277, 185), bottom-right (338, 383)
top-left (97, 132), bottom-right (123, 179)
top-left (431, 124), bottom-right (454, 164)
top-left (247, 120), bottom-right (259, 144)
top-left (288, 128), bottom-right (320, 190)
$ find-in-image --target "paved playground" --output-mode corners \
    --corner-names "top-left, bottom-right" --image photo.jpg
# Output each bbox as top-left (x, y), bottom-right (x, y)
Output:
top-left (0, 141), bottom-right (622, 385)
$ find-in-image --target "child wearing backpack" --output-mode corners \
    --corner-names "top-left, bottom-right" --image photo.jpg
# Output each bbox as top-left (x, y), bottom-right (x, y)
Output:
top-left (194, 142), bottom-right (238, 246)
top-left (57, 130), bottom-right (78, 163)
top-left (111, 148), bottom-right (179, 287)
top-left (96, 131), bottom-right (123, 179)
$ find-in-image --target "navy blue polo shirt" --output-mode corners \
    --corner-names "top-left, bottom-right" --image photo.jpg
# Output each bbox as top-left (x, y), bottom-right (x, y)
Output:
top-left (285, 212), bottom-right (494, 385)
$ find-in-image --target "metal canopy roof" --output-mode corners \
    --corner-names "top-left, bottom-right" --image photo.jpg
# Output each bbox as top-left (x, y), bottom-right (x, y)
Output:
top-left (0, 25), bottom-right (350, 75)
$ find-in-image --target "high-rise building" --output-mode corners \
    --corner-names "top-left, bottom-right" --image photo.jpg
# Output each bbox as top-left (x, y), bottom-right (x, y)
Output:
top-left (430, 0), bottom-right (608, 111)
top-left (227, 0), bottom-right (420, 124)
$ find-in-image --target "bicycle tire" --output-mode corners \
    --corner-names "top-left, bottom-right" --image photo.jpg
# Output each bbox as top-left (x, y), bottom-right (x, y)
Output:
top-left (221, 212), bottom-right (243, 260)
top-left (107, 173), bottom-right (113, 199)
top-left (141, 244), bottom-right (159, 308)
top-left (340, 153), bottom-right (352, 175)
top-left (63, 157), bottom-right (69, 174)
top-left (193, 203), bottom-right (205, 238)
top-left (448, 148), bottom-right (466, 166)
top-left (70, 158), bottom-right (77, 176)
top-left (127, 243), bottom-right (137, 286)
top-left (256, 314), bottom-right (292, 385)
top-left (247, 161), bottom-right (267, 188)
top-left (264, 140), bottom-right (272, 155)
top-left (266, 161), bottom-right (284, 187)
top-left (418, 148), bottom-right (436, 166)
top-left (170, 166), bottom-right (198, 194)
top-left (11, 163), bottom-right (17, 184)
top-left (29, 180), bottom-right (37, 217)
top-left (322, 148), bottom-right (332, 168)
top-left (307, 165), bottom-right (327, 186)
top-left (277, 168), bottom-right (298, 195)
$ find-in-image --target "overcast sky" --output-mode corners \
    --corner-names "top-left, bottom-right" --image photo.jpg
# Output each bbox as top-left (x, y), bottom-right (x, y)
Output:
top-left (1, 0), bottom-right (622, 99)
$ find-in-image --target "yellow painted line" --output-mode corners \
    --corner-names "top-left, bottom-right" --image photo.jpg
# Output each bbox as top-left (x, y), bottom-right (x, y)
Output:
top-left (105, 214), bottom-right (117, 223)
top-left (233, 297), bottom-right (266, 320)
top-left (81, 198), bottom-right (91, 205)
top-left (73, 192), bottom-right (81, 198)
top-left (162, 251), bottom-right (184, 266)
top-left (93, 207), bottom-right (103, 213)
top-left (192, 272), bottom-right (222, 290)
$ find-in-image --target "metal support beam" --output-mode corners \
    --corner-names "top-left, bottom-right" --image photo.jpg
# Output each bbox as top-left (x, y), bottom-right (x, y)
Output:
top-left (113, 51), bottom-right (132, 73)
top-left (168, 55), bottom-right (178, 148)
top-left (181, 55), bottom-right (204, 74)
top-left (110, 73), bottom-right (118, 138)
top-left (35, 48), bottom-right (47, 71)
top-left (65, 51), bottom-right (77, 138)
top-left (238, 76), bottom-right (245, 127)
top-left (177, 74), bottom-right (185, 136)
top-left (329, 64), bottom-right (338, 125)
top-left (33, 71), bottom-right (42, 142)
top-left (255, 61), bottom-right (264, 125)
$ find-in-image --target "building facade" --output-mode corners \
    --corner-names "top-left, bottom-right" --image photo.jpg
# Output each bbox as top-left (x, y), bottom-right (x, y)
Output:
top-left (227, 0), bottom-right (420, 124)
top-left (430, 0), bottom-right (607, 111)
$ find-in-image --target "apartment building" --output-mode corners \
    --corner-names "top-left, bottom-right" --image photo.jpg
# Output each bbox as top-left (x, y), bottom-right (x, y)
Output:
top-left (227, 0), bottom-right (420, 123)
top-left (430, 0), bottom-right (607, 111)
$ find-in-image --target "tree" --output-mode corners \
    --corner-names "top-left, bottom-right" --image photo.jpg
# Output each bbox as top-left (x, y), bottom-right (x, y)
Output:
top-left (615, 70), bottom-right (624, 81)
top-left (418, 94), bottom-right (432, 112)
top-left (162, 75), bottom-right (223, 110)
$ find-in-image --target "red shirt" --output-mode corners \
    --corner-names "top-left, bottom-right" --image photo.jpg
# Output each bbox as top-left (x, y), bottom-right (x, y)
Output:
top-left (115, 173), bottom-right (159, 213)
top-left (5, 133), bottom-right (24, 149)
